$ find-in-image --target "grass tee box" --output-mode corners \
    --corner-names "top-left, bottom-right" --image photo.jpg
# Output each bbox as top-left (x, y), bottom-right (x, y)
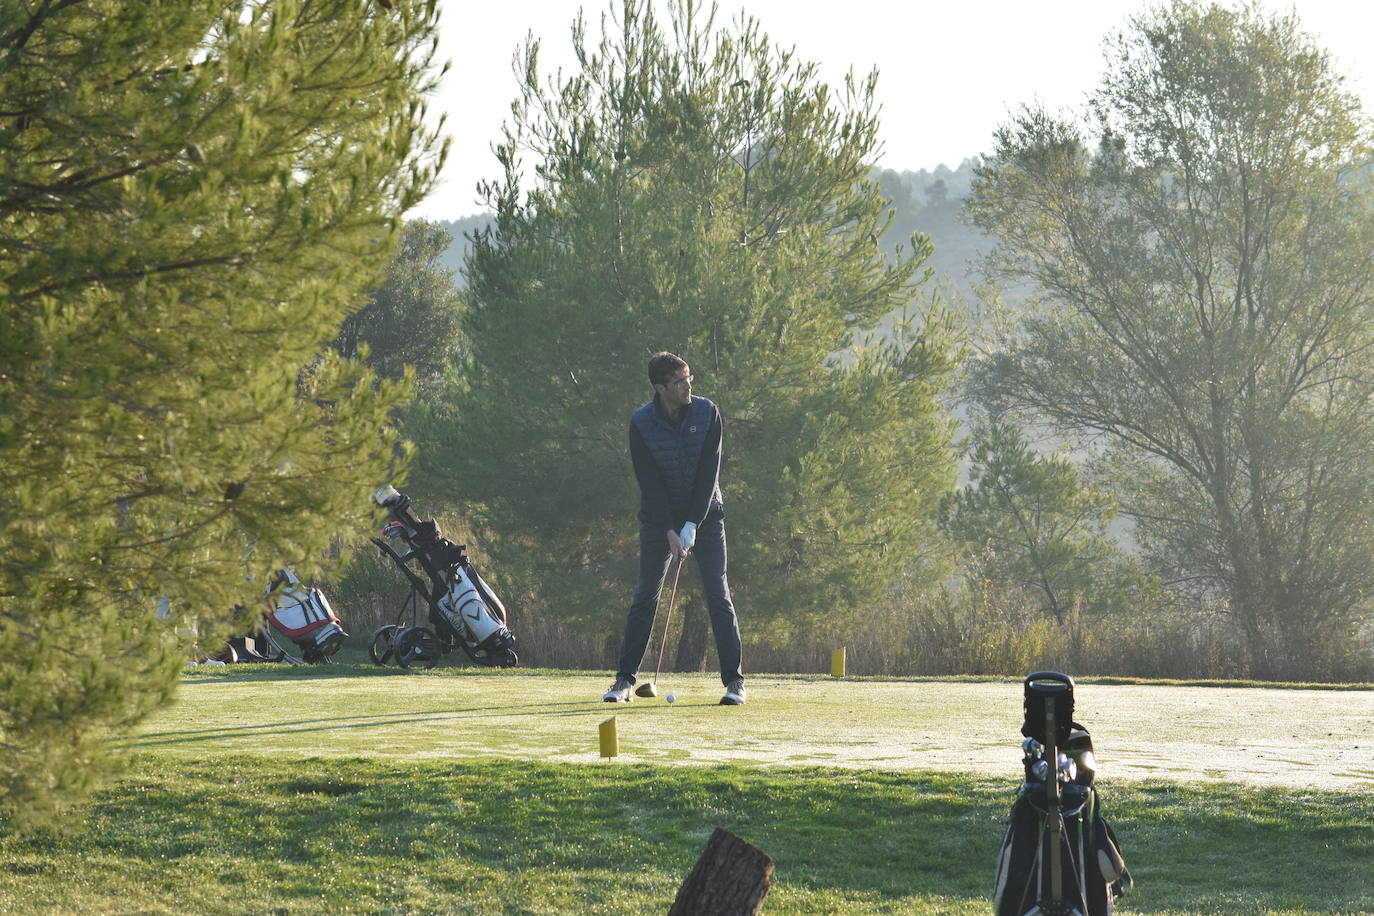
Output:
top-left (143, 667), bottom-right (1374, 789)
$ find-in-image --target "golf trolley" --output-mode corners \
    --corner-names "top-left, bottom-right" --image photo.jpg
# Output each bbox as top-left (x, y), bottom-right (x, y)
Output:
top-left (366, 485), bottom-right (518, 670)
top-left (992, 671), bottom-right (1131, 916)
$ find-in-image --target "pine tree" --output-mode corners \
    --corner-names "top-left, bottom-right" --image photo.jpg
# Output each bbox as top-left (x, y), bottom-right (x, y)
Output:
top-left (420, 0), bottom-right (958, 655)
top-left (334, 219), bottom-right (464, 383)
top-left (0, 0), bottom-right (445, 827)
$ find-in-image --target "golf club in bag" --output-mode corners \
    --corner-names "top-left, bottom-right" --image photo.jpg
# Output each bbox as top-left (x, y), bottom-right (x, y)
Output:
top-left (368, 484), bottom-right (517, 669)
top-left (992, 671), bottom-right (1132, 916)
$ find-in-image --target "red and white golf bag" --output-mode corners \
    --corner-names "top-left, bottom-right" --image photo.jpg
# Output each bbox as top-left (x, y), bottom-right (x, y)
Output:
top-left (265, 567), bottom-right (348, 663)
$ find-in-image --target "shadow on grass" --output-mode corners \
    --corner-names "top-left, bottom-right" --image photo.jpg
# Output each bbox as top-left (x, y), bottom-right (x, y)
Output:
top-left (180, 663), bottom-right (458, 684)
top-left (179, 663), bottom-right (589, 684)
top-left (135, 698), bottom-right (679, 749)
top-left (3, 757), bottom-right (1370, 914)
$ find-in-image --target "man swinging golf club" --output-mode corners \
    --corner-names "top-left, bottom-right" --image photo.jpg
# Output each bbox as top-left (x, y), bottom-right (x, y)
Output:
top-left (603, 352), bottom-right (745, 706)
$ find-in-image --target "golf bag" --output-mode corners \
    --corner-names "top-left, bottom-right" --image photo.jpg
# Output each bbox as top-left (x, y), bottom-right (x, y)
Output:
top-left (370, 484), bottom-right (518, 668)
top-left (993, 671), bottom-right (1132, 916)
top-left (209, 569), bottom-right (346, 664)
top-left (263, 567), bottom-right (348, 663)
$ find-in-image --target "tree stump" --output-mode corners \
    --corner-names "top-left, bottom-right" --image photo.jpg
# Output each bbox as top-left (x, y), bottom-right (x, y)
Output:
top-left (669, 827), bottom-right (774, 916)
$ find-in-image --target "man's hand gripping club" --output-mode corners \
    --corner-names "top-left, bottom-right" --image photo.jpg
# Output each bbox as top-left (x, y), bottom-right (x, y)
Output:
top-left (668, 521), bottom-right (697, 561)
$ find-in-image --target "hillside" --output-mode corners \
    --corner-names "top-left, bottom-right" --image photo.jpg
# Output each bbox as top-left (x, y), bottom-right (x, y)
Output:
top-left (432, 159), bottom-right (993, 312)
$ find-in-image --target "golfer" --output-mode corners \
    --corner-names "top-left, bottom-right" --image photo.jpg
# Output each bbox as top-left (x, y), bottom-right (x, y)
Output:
top-left (603, 352), bottom-right (745, 705)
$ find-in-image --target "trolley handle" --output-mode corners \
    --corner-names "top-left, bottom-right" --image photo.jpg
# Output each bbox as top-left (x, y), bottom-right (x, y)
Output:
top-left (372, 483), bottom-right (461, 592)
top-left (373, 484), bottom-right (428, 538)
top-left (372, 484), bottom-right (416, 519)
top-left (1024, 670), bottom-right (1074, 695)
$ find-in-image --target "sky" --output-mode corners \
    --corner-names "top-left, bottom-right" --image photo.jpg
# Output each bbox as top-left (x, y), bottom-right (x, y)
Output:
top-left (409, 0), bottom-right (1374, 221)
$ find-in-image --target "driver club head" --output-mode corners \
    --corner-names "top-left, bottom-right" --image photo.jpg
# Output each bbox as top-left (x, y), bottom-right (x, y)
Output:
top-left (634, 682), bottom-right (659, 698)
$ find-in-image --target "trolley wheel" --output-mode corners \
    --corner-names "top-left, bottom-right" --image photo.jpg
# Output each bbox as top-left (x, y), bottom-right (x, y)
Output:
top-left (395, 626), bottom-right (441, 669)
top-left (368, 625), bottom-right (399, 666)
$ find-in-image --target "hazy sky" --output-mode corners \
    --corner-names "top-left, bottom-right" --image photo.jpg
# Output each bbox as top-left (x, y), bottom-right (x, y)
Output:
top-left (411, 0), bottom-right (1374, 220)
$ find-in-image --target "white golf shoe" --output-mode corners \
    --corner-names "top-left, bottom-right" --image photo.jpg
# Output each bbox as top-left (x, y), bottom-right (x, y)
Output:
top-left (603, 676), bottom-right (633, 703)
top-left (720, 679), bottom-right (746, 706)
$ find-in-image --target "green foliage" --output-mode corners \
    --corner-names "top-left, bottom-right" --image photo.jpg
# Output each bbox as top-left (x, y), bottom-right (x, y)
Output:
top-left (941, 418), bottom-right (1157, 623)
top-left (434, 161), bottom-right (987, 297)
top-left (334, 219), bottom-right (464, 383)
top-left (966, 1), bottom-right (1374, 680)
top-left (854, 567), bottom-right (1240, 679)
top-left (423, 0), bottom-right (959, 639)
top-left (0, 0), bottom-right (445, 828)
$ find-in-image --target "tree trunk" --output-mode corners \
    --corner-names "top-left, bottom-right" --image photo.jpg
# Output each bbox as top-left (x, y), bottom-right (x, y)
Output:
top-left (669, 827), bottom-right (773, 916)
top-left (673, 598), bottom-right (709, 672)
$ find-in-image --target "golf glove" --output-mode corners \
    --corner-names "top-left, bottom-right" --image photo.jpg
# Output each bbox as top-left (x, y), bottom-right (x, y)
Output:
top-left (678, 521), bottom-right (697, 552)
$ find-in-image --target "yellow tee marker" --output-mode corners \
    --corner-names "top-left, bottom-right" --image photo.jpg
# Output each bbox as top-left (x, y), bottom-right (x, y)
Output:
top-left (831, 647), bottom-right (847, 678)
top-left (599, 715), bottom-right (619, 758)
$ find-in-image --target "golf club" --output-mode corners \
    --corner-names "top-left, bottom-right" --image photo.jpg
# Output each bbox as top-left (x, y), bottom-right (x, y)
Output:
top-left (635, 553), bottom-right (685, 698)
top-left (1026, 671), bottom-right (1073, 913)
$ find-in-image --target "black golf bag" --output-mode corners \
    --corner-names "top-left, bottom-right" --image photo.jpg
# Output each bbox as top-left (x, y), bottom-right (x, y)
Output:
top-left (263, 567), bottom-right (348, 663)
top-left (993, 671), bottom-right (1132, 916)
top-left (369, 484), bottom-right (518, 669)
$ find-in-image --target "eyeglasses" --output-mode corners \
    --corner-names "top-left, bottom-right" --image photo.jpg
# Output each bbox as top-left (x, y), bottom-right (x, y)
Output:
top-left (664, 374), bottom-right (694, 388)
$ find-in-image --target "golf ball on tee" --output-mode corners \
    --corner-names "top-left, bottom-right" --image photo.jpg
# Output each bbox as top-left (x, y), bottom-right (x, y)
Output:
top-left (666, 694), bottom-right (676, 703)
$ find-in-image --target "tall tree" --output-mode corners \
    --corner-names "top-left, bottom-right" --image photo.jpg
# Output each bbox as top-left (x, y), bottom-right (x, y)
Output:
top-left (967, 1), bottom-right (1374, 679)
top-left (334, 219), bottom-right (464, 383)
top-left (423, 0), bottom-right (958, 660)
top-left (0, 0), bottom-right (444, 826)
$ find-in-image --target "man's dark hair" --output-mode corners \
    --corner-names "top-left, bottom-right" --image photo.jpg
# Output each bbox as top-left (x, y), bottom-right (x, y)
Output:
top-left (647, 351), bottom-right (688, 386)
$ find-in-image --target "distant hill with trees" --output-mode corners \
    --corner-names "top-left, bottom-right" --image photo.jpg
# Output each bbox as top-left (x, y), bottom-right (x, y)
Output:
top-left (434, 158), bottom-right (992, 310)
top-left (873, 160), bottom-right (989, 308)
top-left (434, 212), bottom-right (493, 275)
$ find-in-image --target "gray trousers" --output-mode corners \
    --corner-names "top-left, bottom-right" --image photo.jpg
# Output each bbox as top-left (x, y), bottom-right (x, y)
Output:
top-left (615, 516), bottom-right (742, 687)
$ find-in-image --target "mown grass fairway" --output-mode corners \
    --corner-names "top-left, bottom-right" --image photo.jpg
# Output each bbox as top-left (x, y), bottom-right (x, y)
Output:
top-left (1, 667), bottom-right (1371, 914)
top-left (137, 666), bottom-right (1374, 787)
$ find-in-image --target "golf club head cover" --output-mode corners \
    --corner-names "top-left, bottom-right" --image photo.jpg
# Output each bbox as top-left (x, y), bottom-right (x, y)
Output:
top-left (679, 521), bottom-right (697, 551)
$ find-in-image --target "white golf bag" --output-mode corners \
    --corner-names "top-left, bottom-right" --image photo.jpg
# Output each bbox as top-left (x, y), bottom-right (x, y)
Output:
top-left (264, 567), bottom-right (348, 663)
top-left (369, 485), bottom-right (518, 669)
top-left (438, 564), bottom-right (505, 646)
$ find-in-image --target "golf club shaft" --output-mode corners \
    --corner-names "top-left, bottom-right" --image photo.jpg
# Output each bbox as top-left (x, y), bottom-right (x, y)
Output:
top-left (1045, 694), bottom-right (1062, 904)
top-left (650, 555), bottom-right (685, 686)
